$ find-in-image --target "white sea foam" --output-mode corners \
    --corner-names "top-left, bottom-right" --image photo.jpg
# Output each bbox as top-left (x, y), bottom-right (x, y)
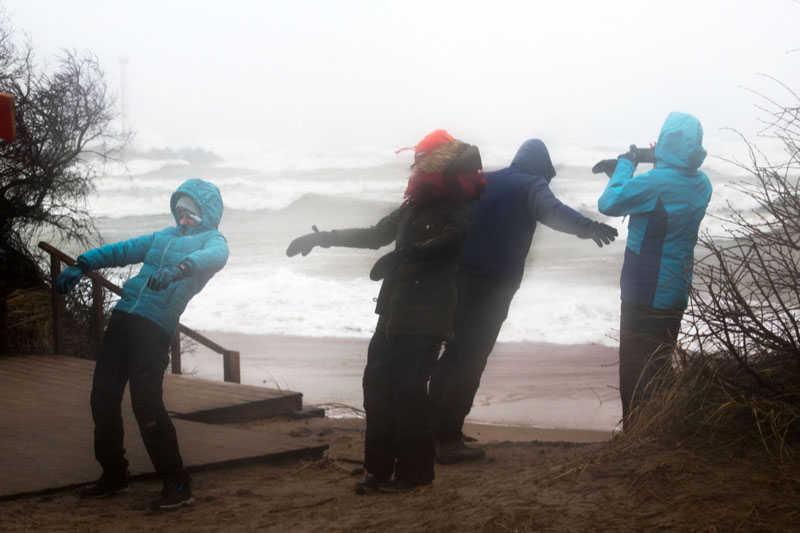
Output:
top-left (170, 264), bottom-right (622, 347)
top-left (179, 267), bottom-right (382, 338)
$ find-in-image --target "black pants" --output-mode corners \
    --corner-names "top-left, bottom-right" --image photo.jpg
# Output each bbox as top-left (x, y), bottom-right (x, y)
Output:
top-left (618, 300), bottom-right (683, 425)
top-left (90, 310), bottom-right (186, 483)
top-left (362, 332), bottom-right (442, 484)
top-left (429, 271), bottom-right (518, 443)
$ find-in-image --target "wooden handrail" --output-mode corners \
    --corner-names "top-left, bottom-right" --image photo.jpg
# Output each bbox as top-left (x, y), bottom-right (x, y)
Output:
top-left (38, 241), bottom-right (241, 383)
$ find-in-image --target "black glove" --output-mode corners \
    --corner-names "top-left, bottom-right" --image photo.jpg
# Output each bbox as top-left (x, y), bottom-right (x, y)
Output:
top-left (286, 226), bottom-right (334, 257)
top-left (617, 144), bottom-right (639, 166)
top-left (579, 221), bottom-right (618, 247)
top-left (147, 260), bottom-right (193, 291)
top-left (591, 159), bottom-right (618, 178)
top-left (369, 248), bottom-right (411, 281)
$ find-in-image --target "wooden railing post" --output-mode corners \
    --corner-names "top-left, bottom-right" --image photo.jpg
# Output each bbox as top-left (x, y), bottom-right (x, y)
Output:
top-left (91, 277), bottom-right (104, 359)
top-left (171, 331), bottom-right (182, 375)
top-left (49, 252), bottom-right (62, 354)
top-left (223, 350), bottom-right (240, 384)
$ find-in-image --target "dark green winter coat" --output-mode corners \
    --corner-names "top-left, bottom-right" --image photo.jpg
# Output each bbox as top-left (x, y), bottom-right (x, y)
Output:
top-left (333, 200), bottom-right (473, 339)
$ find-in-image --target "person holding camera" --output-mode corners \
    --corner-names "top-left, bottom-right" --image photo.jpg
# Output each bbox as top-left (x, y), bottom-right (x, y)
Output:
top-left (56, 179), bottom-right (229, 510)
top-left (598, 112), bottom-right (712, 428)
top-left (429, 138), bottom-right (618, 464)
top-left (287, 130), bottom-right (484, 493)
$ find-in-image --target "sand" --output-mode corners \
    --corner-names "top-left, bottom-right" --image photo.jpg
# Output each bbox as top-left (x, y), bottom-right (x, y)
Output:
top-left (2, 336), bottom-right (797, 530)
top-left (185, 332), bottom-right (622, 431)
top-left (1, 415), bottom-right (798, 531)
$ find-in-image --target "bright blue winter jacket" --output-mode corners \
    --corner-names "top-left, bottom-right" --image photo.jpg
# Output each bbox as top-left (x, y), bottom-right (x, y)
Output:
top-left (598, 112), bottom-right (712, 311)
top-left (79, 179), bottom-right (229, 336)
top-left (458, 139), bottom-right (591, 286)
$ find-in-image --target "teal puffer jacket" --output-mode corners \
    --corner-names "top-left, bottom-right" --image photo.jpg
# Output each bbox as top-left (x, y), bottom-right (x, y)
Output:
top-left (79, 179), bottom-right (229, 336)
top-left (598, 112), bottom-right (712, 310)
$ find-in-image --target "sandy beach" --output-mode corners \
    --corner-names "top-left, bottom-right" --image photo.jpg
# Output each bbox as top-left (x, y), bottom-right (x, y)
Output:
top-left (2, 335), bottom-right (798, 530)
top-left (185, 332), bottom-right (622, 431)
top-left (5, 328), bottom-right (796, 531)
top-left (2, 413), bottom-right (797, 531)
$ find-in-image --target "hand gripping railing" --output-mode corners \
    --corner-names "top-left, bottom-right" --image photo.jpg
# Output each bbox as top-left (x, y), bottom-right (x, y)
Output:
top-left (38, 241), bottom-right (241, 383)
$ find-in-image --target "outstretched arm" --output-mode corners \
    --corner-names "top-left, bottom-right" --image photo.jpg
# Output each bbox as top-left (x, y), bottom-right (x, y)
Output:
top-left (528, 179), bottom-right (617, 247)
top-left (286, 209), bottom-right (401, 257)
top-left (56, 233), bottom-right (156, 294)
top-left (79, 233), bottom-right (156, 270)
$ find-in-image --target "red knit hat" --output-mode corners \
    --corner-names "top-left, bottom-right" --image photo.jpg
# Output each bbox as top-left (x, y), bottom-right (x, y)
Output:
top-left (414, 129), bottom-right (454, 162)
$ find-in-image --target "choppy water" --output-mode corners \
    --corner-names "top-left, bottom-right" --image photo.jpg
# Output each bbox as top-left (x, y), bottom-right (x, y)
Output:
top-left (80, 143), bottom-right (745, 346)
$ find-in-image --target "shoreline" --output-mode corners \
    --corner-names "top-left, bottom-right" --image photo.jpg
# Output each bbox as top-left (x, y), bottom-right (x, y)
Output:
top-left (187, 331), bottom-right (622, 433)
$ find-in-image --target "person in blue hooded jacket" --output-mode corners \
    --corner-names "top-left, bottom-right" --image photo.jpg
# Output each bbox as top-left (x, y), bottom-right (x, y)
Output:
top-left (429, 139), bottom-right (618, 464)
top-left (56, 178), bottom-right (229, 510)
top-left (598, 112), bottom-right (712, 428)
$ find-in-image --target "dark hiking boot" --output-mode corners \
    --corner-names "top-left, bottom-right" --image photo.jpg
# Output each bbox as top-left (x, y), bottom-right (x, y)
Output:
top-left (79, 474), bottom-right (129, 499)
top-left (354, 473), bottom-right (384, 495)
top-left (435, 439), bottom-right (486, 465)
top-left (150, 481), bottom-right (194, 511)
top-left (378, 478), bottom-right (431, 494)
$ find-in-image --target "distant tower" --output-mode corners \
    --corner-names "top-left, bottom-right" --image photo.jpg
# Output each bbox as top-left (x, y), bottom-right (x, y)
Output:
top-left (119, 56), bottom-right (130, 136)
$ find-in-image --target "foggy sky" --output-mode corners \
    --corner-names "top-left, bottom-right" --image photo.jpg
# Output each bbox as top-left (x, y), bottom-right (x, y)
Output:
top-left (3, 0), bottom-right (799, 156)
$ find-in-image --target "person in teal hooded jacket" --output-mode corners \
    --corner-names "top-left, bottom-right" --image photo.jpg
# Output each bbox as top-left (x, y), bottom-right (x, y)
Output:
top-left (598, 112), bottom-right (712, 427)
top-left (56, 178), bottom-right (229, 510)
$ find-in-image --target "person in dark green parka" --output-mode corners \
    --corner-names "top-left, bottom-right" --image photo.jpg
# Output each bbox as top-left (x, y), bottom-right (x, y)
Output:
top-left (287, 130), bottom-right (484, 494)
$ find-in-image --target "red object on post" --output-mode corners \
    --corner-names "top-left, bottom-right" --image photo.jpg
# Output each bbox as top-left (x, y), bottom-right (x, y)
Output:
top-left (0, 92), bottom-right (15, 142)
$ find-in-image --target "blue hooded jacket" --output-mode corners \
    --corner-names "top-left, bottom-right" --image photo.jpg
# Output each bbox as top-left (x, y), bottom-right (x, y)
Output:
top-left (458, 139), bottom-right (591, 286)
top-left (598, 112), bottom-right (712, 310)
top-left (79, 179), bottom-right (229, 336)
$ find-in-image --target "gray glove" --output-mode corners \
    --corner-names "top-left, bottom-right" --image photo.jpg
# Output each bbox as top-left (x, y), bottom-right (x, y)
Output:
top-left (286, 226), bottom-right (334, 257)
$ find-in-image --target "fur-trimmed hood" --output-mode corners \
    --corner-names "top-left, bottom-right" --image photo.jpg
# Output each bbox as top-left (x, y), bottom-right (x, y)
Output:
top-left (411, 139), bottom-right (470, 176)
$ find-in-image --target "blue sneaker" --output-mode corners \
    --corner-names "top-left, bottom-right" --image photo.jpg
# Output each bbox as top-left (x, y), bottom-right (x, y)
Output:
top-left (150, 481), bottom-right (194, 511)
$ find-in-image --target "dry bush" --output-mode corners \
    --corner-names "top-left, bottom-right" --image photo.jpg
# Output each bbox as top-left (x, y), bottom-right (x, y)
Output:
top-left (618, 350), bottom-right (800, 463)
top-left (4, 288), bottom-right (52, 353)
top-left (2, 270), bottom-right (112, 358)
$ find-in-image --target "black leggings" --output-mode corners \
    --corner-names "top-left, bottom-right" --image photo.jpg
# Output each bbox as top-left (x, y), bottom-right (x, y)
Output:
top-left (90, 310), bottom-right (186, 482)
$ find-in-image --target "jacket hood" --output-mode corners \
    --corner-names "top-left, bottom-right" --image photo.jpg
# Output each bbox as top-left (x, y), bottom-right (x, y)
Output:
top-left (170, 179), bottom-right (223, 230)
top-left (510, 139), bottom-right (556, 181)
top-left (412, 140), bottom-right (469, 174)
top-left (654, 112), bottom-right (707, 171)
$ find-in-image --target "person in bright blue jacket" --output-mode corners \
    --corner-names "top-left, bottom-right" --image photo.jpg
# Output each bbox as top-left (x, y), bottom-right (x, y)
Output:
top-left (56, 178), bottom-right (229, 510)
top-left (429, 139), bottom-right (618, 464)
top-left (598, 112), bottom-right (712, 427)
